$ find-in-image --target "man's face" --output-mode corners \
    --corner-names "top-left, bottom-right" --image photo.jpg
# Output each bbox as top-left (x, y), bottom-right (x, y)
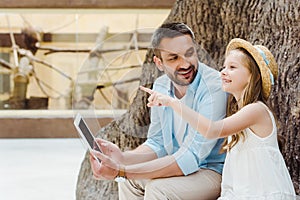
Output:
top-left (155, 35), bottom-right (198, 86)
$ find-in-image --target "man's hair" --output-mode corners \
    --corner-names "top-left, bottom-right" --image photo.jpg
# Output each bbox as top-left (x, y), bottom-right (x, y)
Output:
top-left (151, 23), bottom-right (196, 59)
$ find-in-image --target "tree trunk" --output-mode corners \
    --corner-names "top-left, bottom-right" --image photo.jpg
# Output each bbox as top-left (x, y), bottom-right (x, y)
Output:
top-left (76, 0), bottom-right (300, 198)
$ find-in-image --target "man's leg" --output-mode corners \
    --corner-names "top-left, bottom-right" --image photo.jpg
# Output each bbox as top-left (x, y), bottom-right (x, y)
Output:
top-left (118, 179), bottom-right (149, 200)
top-left (145, 169), bottom-right (221, 200)
top-left (119, 169), bottom-right (221, 200)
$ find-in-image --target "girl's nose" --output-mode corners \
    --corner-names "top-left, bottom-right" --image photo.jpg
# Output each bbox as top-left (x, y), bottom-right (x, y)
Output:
top-left (220, 67), bottom-right (226, 75)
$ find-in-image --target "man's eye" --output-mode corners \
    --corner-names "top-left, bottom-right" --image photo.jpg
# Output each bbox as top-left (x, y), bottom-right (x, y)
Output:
top-left (185, 48), bottom-right (195, 57)
top-left (168, 56), bottom-right (177, 61)
top-left (185, 52), bottom-right (194, 57)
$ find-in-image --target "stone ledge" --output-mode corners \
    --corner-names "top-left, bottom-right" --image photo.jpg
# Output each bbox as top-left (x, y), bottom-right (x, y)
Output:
top-left (0, 109), bottom-right (126, 138)
top-left (0, 109), bottom-right (126, 118)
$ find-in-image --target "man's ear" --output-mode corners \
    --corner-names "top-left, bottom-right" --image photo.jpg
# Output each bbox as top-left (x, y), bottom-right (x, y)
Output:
top-left (153, 56), bottom-right (164, 71)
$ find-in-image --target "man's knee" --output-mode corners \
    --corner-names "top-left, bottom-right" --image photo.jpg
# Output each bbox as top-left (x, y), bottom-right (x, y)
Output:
top-left (119, 179), bottom-right (147, 200)
top-left (144, 179), bottom-right (173, 200)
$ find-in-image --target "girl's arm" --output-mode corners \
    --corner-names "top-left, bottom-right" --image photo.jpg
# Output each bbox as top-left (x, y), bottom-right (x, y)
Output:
top-left (140, 86), bottom-right (267, 139)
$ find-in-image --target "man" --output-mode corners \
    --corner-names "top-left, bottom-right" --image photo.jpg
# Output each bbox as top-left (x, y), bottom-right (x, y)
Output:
top-left (90, 22), bottom-right (227, 199)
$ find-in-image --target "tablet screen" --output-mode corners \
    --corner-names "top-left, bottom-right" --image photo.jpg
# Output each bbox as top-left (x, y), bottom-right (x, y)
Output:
top-left (78, 118), bottom-right (101, 152)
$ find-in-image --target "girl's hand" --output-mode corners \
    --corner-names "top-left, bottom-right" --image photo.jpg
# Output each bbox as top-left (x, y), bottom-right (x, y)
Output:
top-left (139, 86), bottom-right (174, 107)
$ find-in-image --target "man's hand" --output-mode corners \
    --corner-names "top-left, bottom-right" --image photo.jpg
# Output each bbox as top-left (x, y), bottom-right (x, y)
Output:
top-left (89, 139), bottom-right (123, 180)
top-left (95, 138), bottom-right (123, 162)
top-left (90, 150), bottom-right (119, 180)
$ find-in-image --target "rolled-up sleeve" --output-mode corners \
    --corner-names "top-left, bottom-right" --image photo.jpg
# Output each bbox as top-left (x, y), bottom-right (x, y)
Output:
top-left (173, 144), bottom-right (199, 175)
top-left (143, 106), bottom-right (167, 158)
top-left (174, 131), bottom-right (218, 175)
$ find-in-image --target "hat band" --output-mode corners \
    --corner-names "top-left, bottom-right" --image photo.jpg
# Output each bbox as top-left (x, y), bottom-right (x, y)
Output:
top-left (254, 46), bottom-right (274, 85)
top-left (268, 69), bottom-right (274, 85)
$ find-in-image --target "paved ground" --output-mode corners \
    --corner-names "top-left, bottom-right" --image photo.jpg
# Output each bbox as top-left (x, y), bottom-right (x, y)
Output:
top-left (0, 138), bottom-right (86, 200)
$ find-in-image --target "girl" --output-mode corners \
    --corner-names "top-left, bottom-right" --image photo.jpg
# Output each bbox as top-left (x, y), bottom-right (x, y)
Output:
top-left (140, 38), bottom-right (296, 199)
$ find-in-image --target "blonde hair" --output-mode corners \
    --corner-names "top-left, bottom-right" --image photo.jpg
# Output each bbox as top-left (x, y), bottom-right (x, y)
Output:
top-left (221, 48), bottom-right (265, 152)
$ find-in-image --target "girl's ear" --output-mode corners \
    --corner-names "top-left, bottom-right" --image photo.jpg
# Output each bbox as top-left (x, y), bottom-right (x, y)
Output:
top-left (153, 56), bottom-right (164, 71)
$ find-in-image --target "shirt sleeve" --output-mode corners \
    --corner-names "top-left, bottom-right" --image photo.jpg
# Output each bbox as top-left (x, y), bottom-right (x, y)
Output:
top-left (143, 103), bottom-right (168, 158)
top-left (174, 131), bottom-right (218, 175)
top-left (143, 76), bottom-right (170, 158)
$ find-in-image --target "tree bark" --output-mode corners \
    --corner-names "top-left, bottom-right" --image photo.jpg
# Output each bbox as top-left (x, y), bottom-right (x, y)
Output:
top-left (76, 0), bottom-right (300, 198)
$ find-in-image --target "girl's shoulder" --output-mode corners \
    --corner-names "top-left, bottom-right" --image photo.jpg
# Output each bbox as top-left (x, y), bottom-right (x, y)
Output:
top-left (239, 101), bottom-right (272, 125)
top-left (243, 101), bottom-right (275, 138)
top-left (241, 101), bottom-right (269, 114)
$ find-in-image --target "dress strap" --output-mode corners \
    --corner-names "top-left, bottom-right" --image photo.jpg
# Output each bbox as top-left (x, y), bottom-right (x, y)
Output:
top-left (256, 101), bottom-right (276, 134)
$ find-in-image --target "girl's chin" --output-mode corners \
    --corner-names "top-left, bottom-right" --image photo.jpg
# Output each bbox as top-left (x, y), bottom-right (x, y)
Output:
top-left (222, 86), bottom-right (230, 93)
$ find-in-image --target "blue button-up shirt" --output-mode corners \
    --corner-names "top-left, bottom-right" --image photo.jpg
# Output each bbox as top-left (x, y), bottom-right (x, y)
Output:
top-left (143, 62), bottom-right (227, 175)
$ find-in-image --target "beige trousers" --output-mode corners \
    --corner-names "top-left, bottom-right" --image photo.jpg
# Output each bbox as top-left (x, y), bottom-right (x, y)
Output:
top-left (118, 169), bottom-right (221, 200)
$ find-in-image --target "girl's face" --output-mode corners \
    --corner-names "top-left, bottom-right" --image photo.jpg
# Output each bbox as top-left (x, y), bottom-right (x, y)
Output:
top-left (221, 50), bottom-right (251, 100)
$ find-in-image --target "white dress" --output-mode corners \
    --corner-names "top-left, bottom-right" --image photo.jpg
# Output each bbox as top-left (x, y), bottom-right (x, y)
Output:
top-left (218, 105), bottom-right (296, 200)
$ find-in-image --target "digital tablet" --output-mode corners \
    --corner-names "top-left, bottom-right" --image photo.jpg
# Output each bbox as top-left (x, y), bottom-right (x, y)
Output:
top-left (74, 113), bottom-right (102, 162)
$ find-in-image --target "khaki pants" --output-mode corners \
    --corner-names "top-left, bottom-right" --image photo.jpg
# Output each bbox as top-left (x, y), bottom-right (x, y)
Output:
top-left (118, 169), bottom-right (221, 200)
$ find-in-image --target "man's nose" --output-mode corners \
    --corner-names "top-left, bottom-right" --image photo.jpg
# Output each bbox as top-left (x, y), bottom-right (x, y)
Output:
top-left (179, 55), bottom-right (191, 67)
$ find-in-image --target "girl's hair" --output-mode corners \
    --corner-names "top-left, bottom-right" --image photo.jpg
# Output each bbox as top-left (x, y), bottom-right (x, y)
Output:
top-left (221, 47), bottom-right (265, 152)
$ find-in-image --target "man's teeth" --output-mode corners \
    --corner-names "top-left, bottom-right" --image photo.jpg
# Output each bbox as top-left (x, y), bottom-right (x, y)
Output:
top-left (178, 68), bottom-right (192, 75)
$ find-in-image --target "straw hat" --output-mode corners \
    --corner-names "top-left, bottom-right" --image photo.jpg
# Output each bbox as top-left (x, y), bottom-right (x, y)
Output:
top-left (226, 38), bottom-right (278, 99)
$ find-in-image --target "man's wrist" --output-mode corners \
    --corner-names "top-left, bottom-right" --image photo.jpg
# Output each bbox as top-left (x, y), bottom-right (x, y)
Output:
top-left (119, 165), bottom-right (126, 178)
top-left (114, 164), bottom-right (126, 183)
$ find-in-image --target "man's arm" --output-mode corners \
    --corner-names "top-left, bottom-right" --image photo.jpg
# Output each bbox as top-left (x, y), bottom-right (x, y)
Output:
top-left (122, 144), bottom-right (158, 165)
top-left (91, 139), bottom-right (182, 180)
top-left (94, 138), bottom-right (157, 165)
top-left (125, 154), bottom-right (183, 179)
top-left (92, 150), bottom-right (183, 180)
